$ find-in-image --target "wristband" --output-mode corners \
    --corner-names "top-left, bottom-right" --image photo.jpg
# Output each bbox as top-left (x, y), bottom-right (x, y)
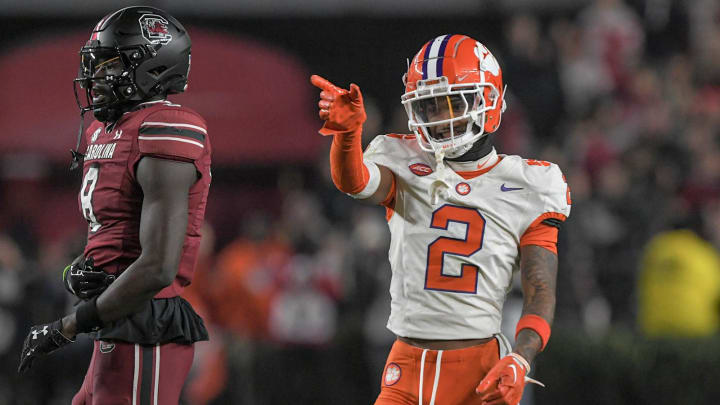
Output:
top-left (515, 314), bottom-right (551, 351)
top-left (76, 295), bottom-right (104, 333)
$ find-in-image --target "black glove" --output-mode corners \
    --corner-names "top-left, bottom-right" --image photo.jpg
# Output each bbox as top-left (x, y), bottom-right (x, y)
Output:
top-left (63, 257), bottom-right (115, 299)
top-left (18, 319), bottom-right (73, 375)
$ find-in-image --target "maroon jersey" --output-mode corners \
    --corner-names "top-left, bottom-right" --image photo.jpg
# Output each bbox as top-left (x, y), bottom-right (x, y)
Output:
top-left (79, 100), bottom-right (211, 299)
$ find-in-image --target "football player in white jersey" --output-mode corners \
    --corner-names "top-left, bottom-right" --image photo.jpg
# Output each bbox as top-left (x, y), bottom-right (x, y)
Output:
top-left (311, 34), bottom-right (571, 405)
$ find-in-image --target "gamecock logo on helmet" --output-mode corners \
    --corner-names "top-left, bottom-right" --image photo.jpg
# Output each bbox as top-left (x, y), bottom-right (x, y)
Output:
top-left (139, 14), bottom-right (172, 45)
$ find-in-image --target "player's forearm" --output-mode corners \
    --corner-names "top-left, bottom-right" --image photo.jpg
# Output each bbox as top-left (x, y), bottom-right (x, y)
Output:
top-left (61, 257), bottom-right (173, 338)
top-left (93, 258), bottom-right (175, 323)
top-left (515, 245), bottom-right (558, 364)
top-left (513, 329), bottom-right (545, 365)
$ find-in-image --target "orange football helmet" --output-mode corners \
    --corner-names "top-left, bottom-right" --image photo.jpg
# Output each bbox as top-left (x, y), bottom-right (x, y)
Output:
top-left (401, 34), bottom-right (506, 158)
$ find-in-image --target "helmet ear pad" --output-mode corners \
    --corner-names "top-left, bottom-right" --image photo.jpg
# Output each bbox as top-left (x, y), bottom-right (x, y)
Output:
top-left (131, 44), bottom-right (191, 97)
top-left (481, 85), bottom-right (504, 133)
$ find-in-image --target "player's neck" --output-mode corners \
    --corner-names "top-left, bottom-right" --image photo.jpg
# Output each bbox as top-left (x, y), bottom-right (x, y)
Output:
top-left (445, 134), bottom-right (497, 171)
top-left (446, 148), bottom-right (498, 172)
top-left (447, 134), bottom-right (493, 160)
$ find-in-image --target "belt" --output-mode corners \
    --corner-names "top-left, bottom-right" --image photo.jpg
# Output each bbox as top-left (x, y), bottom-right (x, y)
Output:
top-left (398, 336), bottom-right (494, 350)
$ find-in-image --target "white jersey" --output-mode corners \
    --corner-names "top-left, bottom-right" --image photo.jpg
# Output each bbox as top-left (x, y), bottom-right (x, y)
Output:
top-left (363, 134), bottom-right (571, 340)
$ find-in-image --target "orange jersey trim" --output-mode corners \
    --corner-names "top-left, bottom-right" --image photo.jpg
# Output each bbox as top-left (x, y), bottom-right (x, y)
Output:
top-left (455, 156), bottom-right (504, 180)
top-left (385, 133), bottom-right (416, 140)
top-left (520, 212), bottom-right (567, 254)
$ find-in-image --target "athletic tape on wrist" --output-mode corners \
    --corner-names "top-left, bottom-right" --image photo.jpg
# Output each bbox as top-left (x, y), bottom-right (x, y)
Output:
top-left (348, 160), bottom-right (381, 199)
top-left (515, 314), bottom-right (551, 351)
top-left (508, 352), bottom-right (531, 373)
top-left (76, 295), bottom-right (103, 333)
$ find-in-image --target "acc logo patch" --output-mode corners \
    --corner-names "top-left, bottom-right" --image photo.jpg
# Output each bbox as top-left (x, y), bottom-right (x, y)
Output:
top-left (139, 14), bottom-right (172, 45)
top-left (409, 163), bottom-right (433, 177)
top-left (384, 363), bottom-right (401, 386)
top-left (99, 341), bottom-right (115, 354)
top-left (456, 182), bottom-right (471, 195)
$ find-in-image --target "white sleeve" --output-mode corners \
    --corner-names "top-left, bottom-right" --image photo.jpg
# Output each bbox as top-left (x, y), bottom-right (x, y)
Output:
top-left (347, 159), bottom-right (381, 199)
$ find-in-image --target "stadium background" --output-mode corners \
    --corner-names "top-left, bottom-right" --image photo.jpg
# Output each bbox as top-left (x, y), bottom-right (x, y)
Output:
top-left (1, 0), bottom-right (720, 403)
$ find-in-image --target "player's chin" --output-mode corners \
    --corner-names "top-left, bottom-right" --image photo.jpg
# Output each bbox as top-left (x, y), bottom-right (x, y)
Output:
top-left (429, 130), bottom-right (452, 141)
top-left (91, 86), bottom-right (113, 104)
top-left (92, 94), bottom-right (111, 105)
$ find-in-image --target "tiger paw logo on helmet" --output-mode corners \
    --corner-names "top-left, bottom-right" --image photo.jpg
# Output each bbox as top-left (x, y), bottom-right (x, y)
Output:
top-left (474, 42), bottom-right (500, 76)
top-left (139, 14), bottom-right (173, 45)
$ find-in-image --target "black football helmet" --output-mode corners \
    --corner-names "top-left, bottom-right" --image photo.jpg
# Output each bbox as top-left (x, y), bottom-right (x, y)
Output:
top-left (73, 6), bottom-right (191, 123)
top-left (70, 6), bottom-right (191, 169)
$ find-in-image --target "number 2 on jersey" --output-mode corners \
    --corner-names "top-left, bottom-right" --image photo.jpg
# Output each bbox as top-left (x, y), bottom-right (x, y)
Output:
top-left (80, 165), bottom-right (102, 232)
top-left (425, 205), bottom-right (486, 294)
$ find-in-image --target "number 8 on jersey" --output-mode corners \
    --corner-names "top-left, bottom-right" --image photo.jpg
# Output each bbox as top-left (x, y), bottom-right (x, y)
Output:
top-left (80, 165), bottom-right (102, 232)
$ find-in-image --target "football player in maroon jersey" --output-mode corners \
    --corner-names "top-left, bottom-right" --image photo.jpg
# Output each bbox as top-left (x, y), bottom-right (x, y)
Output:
top-left (18, 7), bottom-right (212, 405)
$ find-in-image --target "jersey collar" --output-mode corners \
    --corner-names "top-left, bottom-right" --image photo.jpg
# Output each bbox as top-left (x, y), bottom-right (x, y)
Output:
top-left (446, 148), bottom-right (500, 179)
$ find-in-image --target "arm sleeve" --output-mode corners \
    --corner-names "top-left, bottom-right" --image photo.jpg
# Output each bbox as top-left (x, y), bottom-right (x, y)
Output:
top-left (330, 128), bottom-right (386, 200)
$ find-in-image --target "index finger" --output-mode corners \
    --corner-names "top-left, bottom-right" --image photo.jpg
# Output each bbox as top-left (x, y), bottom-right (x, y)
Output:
top-left (310, 74), bottom-right (338, 92)
top-left (475, 377), bottom-right (497, 394)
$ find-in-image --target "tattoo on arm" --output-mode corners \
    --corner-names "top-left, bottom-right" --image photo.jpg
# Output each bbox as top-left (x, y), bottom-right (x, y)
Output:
top-left (514, 245), bottom-right (558, 364)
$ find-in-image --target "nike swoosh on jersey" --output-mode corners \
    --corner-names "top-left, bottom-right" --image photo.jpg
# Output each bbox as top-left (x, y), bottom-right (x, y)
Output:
top-left (500, 184), bottom-right (523, 192)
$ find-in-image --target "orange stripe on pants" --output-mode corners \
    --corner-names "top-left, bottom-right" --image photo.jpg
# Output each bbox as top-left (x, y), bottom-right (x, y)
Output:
top-left (374, 338), bottom-right (502, 405)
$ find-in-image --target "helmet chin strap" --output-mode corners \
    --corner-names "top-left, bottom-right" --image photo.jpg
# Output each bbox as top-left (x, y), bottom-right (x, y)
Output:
top-left (428, 132), bottom-right (495, 205)
top-left (430, 149), bottom-right (452, 206)
top-left (71, 92), bottom-right (163, 171)
top-left (70, 97), bottom-right (133, 171)
top-left (70, 109), bottom-right (89, 171)
top-left (93, 105), bottom-right (124, 123)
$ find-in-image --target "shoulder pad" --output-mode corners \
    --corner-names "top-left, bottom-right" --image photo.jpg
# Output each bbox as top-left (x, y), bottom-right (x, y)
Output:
top-left (520, 159), bottom-right (571, 218)
top-left (138, 108), bottom-right (207, 161)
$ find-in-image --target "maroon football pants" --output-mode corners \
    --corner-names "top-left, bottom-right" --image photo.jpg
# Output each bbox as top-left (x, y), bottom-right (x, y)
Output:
top-left (72, 340), bottom-right (194, 405)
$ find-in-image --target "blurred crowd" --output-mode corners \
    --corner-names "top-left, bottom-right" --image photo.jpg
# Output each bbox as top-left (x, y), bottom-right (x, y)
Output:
top-left (2, 0), bottom-right (720, 403)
